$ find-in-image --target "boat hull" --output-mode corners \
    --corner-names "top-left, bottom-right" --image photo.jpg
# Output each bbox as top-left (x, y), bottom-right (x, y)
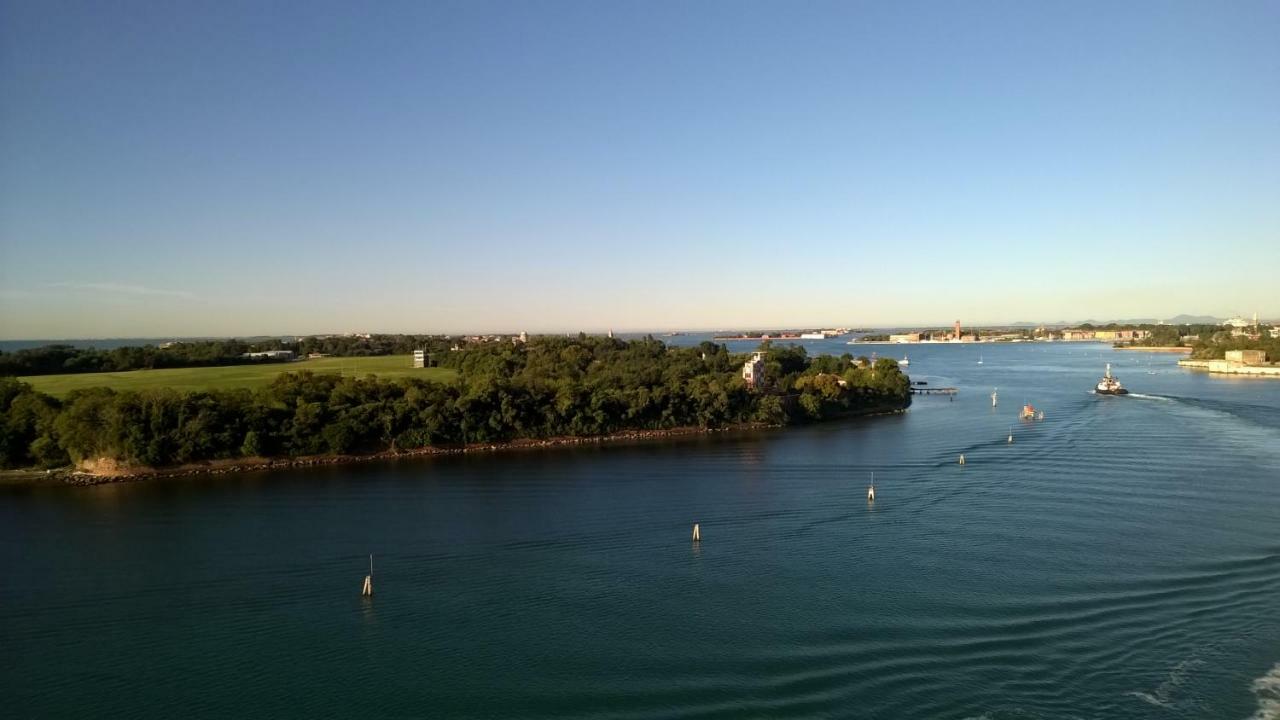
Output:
top-left (1095, 388), bottom-right (1129, 395)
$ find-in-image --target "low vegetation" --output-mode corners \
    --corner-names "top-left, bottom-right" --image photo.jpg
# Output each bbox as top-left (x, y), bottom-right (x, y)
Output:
top-left (20, 355), bottom-right (455, 397)
top-left (0, 337), bottom-right (910, 471)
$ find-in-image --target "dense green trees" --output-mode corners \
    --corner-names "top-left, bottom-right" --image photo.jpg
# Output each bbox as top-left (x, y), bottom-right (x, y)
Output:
top-left (1188, 332), bottom-right (1280, 361)
top-left (0, 337), bottom-right (910, 470)
top-left (1, 377), bottom-right (67, 468)
top-left (1116, 323), bottom-right (1224, 348)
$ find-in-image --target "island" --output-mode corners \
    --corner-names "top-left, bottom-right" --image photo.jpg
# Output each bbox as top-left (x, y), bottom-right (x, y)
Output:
top-left (0, 336), bottom-right (911, 483)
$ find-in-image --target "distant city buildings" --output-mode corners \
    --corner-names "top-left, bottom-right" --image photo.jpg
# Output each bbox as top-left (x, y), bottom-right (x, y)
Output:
top-left (1060, 329), bottom-right (1150, 341)
top-left (742, 352), bottom-right (765, 389)
top-left (889, 333), bottom-right (921, 343)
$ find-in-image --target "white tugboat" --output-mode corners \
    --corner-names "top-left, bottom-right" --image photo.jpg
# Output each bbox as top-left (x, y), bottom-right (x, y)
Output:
top-left (1095, 363), bottom-right (1129, 395)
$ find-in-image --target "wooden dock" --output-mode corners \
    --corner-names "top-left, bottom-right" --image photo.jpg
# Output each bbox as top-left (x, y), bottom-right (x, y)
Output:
top-left (911, 387), bottom-right (957, 395)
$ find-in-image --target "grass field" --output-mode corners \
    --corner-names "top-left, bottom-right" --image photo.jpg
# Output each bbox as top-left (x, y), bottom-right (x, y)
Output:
top-left (19, 356), bottom-right (457, 397)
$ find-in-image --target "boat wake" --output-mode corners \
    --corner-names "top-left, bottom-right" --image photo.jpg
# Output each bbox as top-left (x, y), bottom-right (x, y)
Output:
top-left (1249, 662), bottom-right (1280, 720)
top-left (1123, 392), bottom-right (1172, 402)
top-left (1126, 656), bottom-right (1204, 709)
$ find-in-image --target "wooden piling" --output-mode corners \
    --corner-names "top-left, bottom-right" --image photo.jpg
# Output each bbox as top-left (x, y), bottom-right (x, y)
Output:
top-left (959, 454), bottom-right (965, 465)
top-left (692, 523), bottom-right (701, 542)
top-left (361, 554), bottom-right (373, 597)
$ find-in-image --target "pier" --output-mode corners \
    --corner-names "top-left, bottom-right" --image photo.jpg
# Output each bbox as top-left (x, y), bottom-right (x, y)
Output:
top-left (910, 387), bottom-right (957, 395)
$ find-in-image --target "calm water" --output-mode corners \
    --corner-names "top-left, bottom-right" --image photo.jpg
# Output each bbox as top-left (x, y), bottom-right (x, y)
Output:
top-left (3, 343), bottom-right (1280, 719)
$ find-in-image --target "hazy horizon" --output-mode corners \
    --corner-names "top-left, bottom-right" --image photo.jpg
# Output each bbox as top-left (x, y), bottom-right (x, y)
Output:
top-left (3, 1), bottom-right (1278, 339)
top-left (0, 312), bottom-right (1266, 344)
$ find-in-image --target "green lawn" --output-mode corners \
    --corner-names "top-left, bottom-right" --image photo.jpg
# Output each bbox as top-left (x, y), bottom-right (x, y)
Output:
top-left (19, 356), bottom-right (457, 397)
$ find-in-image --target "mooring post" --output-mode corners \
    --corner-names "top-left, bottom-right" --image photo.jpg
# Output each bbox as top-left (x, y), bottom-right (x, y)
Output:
top-left (692, 523), bottom-right (701, 542)
top-left (361, 553), bottom-right (373, 597)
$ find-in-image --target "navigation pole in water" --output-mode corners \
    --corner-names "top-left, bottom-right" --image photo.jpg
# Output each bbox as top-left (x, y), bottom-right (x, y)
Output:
top-left (362, 554), bottom-right (373, 597)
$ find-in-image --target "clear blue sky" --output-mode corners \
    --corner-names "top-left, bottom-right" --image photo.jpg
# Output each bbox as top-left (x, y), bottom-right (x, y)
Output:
top-left (2, 0), bottom-right (1277, 338)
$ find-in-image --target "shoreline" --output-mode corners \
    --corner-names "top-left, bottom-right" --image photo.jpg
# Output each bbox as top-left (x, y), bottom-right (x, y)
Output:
top-left (1114, 345), bottom-right (1192, 352)
top-left (4, 409), bottom-right (907, 488)
top-left (1177, 359), bottom-right (1280, 377)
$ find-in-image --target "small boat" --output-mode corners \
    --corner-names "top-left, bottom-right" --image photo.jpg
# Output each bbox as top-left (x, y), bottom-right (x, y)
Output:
top-left (977, 354), bottom-right (984, 365)
top-left (1095, 363), bottom-right (1129, 395)
top-left (899, 354), bottom-right (909, 366)
top-left (1019, 403), bottom-right (1042, 421)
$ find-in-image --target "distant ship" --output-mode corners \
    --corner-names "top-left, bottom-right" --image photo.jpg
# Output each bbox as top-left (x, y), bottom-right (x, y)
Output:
top-left (1095, 364), bottom-right (1129, 395)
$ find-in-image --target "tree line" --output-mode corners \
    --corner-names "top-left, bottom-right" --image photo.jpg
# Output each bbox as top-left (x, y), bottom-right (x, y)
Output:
top-left (1187, 333), bottom-right (1280, 361)
top-left (0, 335), bottom-right (463, 377)
top-left (1113, 323), bottom-right (1225, 348)
top-left (0, 337), bottom-right (910, 471)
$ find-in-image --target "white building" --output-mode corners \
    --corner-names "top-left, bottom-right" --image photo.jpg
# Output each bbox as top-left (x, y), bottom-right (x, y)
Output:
top-left (742, 352), bottom-right (766, 389)
top-left (412, 349), bottom-right (426, 368)
top-left (1224, 317), bottom-right (1251, 328)
top-left (242, 350), bottom-right (295, 360)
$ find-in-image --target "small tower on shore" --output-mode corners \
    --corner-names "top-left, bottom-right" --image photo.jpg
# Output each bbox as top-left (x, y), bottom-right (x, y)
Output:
top-left (742, 352), bottom-right (766, 389)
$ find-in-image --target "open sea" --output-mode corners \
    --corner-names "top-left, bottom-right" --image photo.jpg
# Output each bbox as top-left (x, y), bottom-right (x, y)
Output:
top-left (3, 341), bottom-right (1279, 719)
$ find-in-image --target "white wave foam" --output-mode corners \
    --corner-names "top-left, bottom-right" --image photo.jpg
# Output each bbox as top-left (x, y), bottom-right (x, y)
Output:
top-left (1125, 392), bottom-right (1171, 402)
top-left (1128, 657), bottom-right (1204, 710)
top-left (1127, 690), bottom-right (1172, 708)
top-left (1248, 662), bottom-right (1280, 720)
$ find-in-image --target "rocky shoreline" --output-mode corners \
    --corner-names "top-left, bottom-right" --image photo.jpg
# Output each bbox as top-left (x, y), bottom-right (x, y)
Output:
top-left (4, 408), bottom-right (909, 488)
top-left (10, 425), bottom-right (766, 487)
top-left (1113, 345), bottom-right (1192, 352)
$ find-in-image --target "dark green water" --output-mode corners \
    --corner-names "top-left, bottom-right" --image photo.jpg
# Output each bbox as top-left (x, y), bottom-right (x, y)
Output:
top-left (3, 343), bottom-right (1280, 719)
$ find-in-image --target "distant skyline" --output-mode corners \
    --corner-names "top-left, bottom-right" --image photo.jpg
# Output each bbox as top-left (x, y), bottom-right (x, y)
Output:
top-left (2, 1), bottom-right (1278, 339)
